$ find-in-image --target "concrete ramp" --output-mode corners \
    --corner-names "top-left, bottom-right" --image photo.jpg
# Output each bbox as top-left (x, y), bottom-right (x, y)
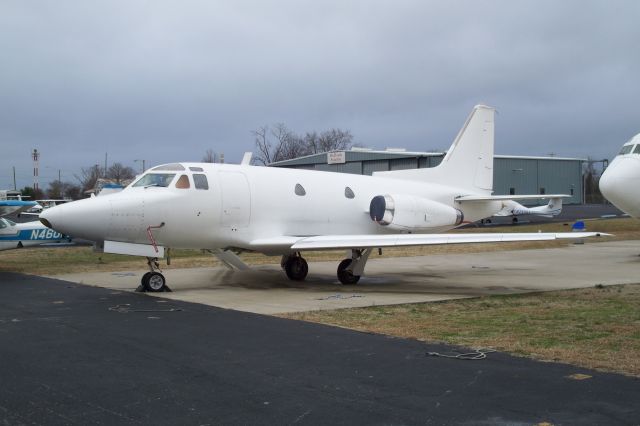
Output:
top-left (49, 240), bottom-right (640, 314)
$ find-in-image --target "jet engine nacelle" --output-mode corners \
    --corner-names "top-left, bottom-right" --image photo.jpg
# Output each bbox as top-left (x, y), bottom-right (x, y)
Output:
top-left (369, 194), bottom-right (464, 231)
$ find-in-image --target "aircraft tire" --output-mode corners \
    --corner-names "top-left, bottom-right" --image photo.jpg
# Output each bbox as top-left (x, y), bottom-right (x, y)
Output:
top-left (337, 259), bottom-right (360, 285)
top-left (141, 272), bottom-right (152, 287)
top-left (144, 272), bottom-right (167, 292)
top-left (285, 256), bottom-right (308, 281)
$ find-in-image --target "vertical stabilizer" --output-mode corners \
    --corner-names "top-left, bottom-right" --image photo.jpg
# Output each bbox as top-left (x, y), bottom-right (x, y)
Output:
top-left (440, 105), bottom-right (494, 191)
top-left (374, 105), bottom-right (495, 194)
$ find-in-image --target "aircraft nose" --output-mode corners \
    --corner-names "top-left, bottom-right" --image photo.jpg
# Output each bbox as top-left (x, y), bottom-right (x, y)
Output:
top-left (598, 167), bottom-right (616, 199)
top-left (40, 198), bottom-right (110, 241)
top-left (39, 205), bottom-right (59, 229)
top-left (599, 158), bottom-right (640, 215)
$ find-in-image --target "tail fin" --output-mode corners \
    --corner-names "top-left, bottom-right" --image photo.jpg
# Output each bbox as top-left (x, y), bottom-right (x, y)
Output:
top-left (374, 105), bottom-right (495, 194)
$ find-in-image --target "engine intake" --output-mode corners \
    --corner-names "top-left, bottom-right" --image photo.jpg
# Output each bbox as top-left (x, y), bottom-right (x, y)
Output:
top-left (369, 194), bottom-right (463, 231)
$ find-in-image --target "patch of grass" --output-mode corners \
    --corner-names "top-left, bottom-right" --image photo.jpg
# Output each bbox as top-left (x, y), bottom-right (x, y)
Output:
top-left (282, 284), bottom-right (640, 376)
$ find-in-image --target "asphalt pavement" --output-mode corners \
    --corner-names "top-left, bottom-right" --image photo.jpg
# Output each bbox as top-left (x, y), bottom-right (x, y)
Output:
top-left (1, 272), bottom-right (638, 425)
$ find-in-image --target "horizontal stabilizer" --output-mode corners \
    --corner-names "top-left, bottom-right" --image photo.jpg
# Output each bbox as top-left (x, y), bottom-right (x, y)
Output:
top-left (456, 194), bottom-right (569, 202)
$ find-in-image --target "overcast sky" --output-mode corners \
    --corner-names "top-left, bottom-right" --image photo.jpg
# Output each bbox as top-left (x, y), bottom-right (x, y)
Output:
top-left (1, 0), bottom-right (639, 190)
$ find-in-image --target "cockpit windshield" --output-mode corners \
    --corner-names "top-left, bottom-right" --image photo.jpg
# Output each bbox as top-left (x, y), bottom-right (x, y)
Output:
top-left (132, 173), bottom-right (176, 188)
top-left (619, 145), bottom-right (634, 155)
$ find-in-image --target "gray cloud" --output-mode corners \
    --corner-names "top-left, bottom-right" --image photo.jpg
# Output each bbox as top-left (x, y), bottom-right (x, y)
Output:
top-left (1, 0), bottom-right (639, 189)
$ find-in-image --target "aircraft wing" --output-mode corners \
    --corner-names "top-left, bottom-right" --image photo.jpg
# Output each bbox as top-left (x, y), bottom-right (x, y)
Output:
top-left (250, 231), bottom-right (608, 252)
top-left (0, 200), bottom-right (37, 217)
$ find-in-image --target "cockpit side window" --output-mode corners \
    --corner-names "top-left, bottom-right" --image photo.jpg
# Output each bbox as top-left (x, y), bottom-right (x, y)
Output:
top-left (344, 186), bottom-right (355, 199)
top-left (175, 175), bottom-right (190, 189)
top-left (132, 173), bottom-right (176, 188)
top-left (619, 145), bottom-right (634, 155)
top-left (193, 174), bottom-right (209, 190)
top-left (633, 145), bottom-right (640, 154)
top-left (0, 219), bottom-right (7, 229)
top-left (295, 183), bottom-right (306, 196)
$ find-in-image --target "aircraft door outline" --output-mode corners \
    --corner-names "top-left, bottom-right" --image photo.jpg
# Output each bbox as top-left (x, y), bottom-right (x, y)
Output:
top-left (218, 171), bottom-right (251, 228)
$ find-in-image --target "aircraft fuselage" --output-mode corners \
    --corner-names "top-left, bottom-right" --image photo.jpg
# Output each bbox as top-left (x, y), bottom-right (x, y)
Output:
top-left (41, 162), bottom-right (500, 254)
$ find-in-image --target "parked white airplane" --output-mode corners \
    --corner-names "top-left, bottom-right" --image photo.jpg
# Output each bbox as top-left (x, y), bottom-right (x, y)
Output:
top-left (40, 105), bottom-right (605, 291)
top-left (599, 133), bottom-right (640, 217)
top-left (20, 198), bottom-right (72, 217)
top-left (492, 197), bottom-right (563, 222)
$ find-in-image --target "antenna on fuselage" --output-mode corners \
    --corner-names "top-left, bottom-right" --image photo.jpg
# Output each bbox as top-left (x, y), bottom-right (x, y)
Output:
top-left (240, 152), bottom-right (253, 165)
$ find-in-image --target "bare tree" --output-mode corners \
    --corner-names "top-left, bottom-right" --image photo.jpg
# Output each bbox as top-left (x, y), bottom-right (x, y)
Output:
top-left (64, 183), bottom-right (81, 200)
top-left (202, 149), bottom-right (216, 163)
top-left (252, 126), bottom-right (270, 164)
top-left (47, 181), bottom-right (82, 200)
top-left (584, 157), bottom-right (606, 204)
top-left (253, 123), bottom-right (297, 165)
top-left (20, 186), bottom-right (44, 200)
top-left (75, 165), bottom-right (102, 194)
top-left (306, 129), bottom-right (353, 154)
top-left (253, 124), bottom-right (353, 165)
top-left (106, 163), bottom-right (136, 184)
top-left (47, 180), bottom-right (64, 199)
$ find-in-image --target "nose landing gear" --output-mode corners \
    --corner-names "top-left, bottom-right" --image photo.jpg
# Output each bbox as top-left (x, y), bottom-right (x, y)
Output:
top-left (136, 257), bottom-right (171, 292)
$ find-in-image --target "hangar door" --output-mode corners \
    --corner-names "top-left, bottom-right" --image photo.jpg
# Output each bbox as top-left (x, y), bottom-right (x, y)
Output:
top-left (218, 171), bottom-right (251, 228)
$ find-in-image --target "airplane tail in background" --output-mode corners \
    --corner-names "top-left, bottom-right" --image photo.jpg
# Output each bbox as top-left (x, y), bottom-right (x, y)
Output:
top-left (374, 105), bottom-right (495, 194)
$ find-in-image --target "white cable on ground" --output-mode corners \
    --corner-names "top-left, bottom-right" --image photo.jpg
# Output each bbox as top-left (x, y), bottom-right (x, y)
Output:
top-left (426, 348), bottom-right (496, 360)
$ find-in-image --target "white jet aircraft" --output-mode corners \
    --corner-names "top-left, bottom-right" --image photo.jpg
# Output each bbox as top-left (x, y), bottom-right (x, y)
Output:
top-left (40, 105), bottom-right (605, 292)
top-left (599, 133), bottom-right (640, 217)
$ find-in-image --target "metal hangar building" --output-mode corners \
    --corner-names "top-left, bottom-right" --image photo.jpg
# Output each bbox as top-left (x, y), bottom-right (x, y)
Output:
top-left (269, 149), bottom-right (585, 205)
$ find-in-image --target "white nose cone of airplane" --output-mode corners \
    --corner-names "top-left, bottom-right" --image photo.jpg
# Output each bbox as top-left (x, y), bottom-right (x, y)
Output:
top-left (600, 135), bottom-right (640, 218)
top-left (40, 197), bottom-right (111, 242)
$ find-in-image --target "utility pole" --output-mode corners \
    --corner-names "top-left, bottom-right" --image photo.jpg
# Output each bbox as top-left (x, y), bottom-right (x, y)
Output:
top-left (12, 166), bottom-right (16, 191)
top-left (58, 169), bottom-right (61, 182)
top-left (32, 149), bottom-right (40, 193)
top-left (104, 153), bottom-right (108, 178)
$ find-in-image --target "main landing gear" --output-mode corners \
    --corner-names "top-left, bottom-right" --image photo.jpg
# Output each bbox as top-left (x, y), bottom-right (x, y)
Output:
top-left (282, 253), bottom-right (309, 281)
top-left (337, 248), bottom-right (372, 285)
top-left (282, 248), bottom-right (372, 285)
top-left (137, 257), bottom-right (171, 293)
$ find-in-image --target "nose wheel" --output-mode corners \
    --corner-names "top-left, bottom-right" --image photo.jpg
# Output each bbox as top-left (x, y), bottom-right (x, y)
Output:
top-left (136, 257), bottom-right (171, 292)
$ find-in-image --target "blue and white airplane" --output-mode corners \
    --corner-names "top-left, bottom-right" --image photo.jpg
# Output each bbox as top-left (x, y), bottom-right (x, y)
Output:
top-left (0, 198), bottom-right (69, 251)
